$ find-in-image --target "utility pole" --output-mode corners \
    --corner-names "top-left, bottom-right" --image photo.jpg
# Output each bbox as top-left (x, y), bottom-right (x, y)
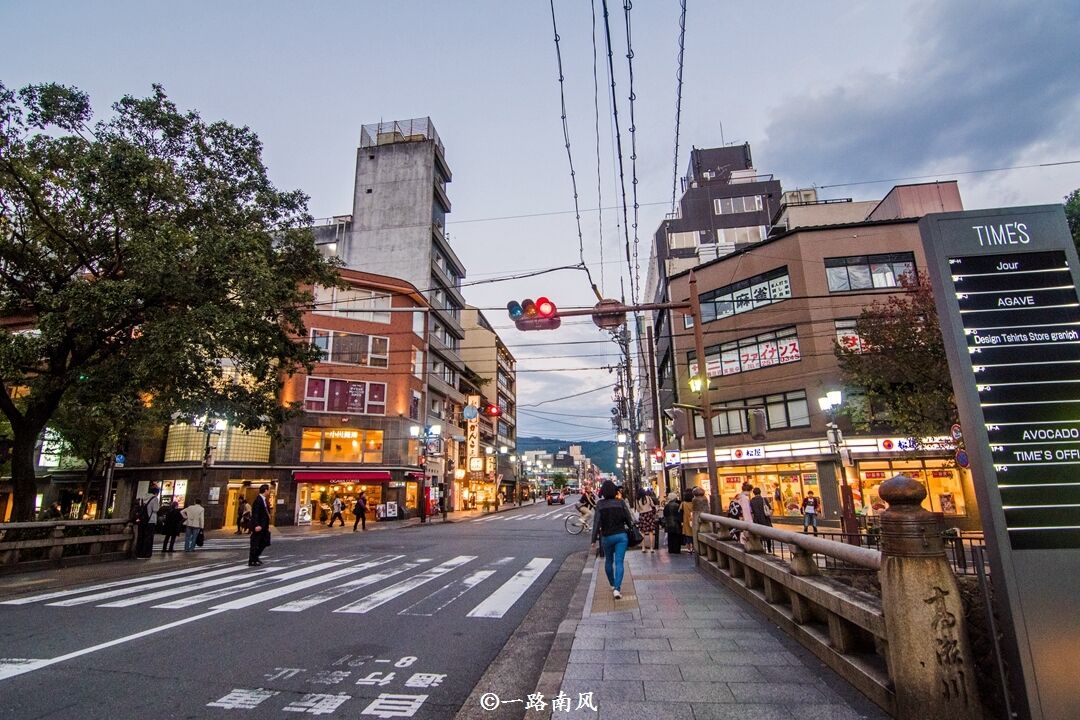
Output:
top-left (688, 271), bottom-right (721, 515)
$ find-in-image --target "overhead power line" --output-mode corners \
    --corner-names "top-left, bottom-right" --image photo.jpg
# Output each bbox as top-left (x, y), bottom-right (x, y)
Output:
top-left (670, 0), bottom-right (687, 214)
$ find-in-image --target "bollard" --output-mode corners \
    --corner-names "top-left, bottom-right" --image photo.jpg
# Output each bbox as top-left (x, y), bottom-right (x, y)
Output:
top-left (878, 474), bottom-right (983, 720)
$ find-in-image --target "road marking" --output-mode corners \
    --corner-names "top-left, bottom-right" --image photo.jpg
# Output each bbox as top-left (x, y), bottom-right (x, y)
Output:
top-left (46, 564), bottom-right (246, 607)
top-left (271, 557), bottom-right (419, 612)
top-left (205, 555), bottom-right (397, 611)
top-left (466, 558), bottom-right (552, 619)
top-left (0, 563), bottom-right (228, 606)
top-left (98, 565), bottom-right (282, 607)
top-left (166, 559), bottom-right (347, 610)
top-left (0, 607), bottom-right (227, 682)
top-left (334, 556), bottom-right (476, 614)
top-left (398, 557), bottom-right (514, 617)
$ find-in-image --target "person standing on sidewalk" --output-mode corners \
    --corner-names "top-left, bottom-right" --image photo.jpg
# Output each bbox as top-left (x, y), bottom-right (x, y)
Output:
top-left (237, 498), bottom-right (251, 534)
top-left (327, 496), bottom-right (344, 527)
top-left (181, 498), bottom-right (205, 552)
top-left (634, 488), bottom-right (658, 553)
top-left (134, 485), bottom-right (161, 559)
top-left (663, 492), bottom-right (683, 554)
top-left (749, 487), bottom-right (773, 552)
top-left (590, 480), bottom-right (636, 599)
top-left (160, 501), bottom-right (183, 553)
top-left (801, 491), bottom-right (821, 534)
top-left (248, 484), bottom-right (271, 566)
top-left (679, 489), bottom-right (696, 549)
top-left (352, 492), bottom-right (368, 532)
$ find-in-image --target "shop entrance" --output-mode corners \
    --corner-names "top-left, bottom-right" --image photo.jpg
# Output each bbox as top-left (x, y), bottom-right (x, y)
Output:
top-left (302, 483), bottom-right (384, 526)
top-left (224, 482), bottom-right (276, 532)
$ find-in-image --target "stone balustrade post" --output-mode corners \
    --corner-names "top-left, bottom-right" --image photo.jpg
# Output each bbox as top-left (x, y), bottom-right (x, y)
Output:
top-left (878, 474), bottom-right (983, 719)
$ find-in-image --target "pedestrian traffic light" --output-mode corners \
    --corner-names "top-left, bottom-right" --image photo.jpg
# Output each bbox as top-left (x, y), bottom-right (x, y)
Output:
top-left (506, 297), bottom-right (561, 330)
top-left (483, 403), bottom-right (502, 418)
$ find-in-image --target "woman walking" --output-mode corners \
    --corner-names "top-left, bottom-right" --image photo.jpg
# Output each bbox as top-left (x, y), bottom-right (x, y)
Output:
top-left (634, 488), bottom-right (658, 553)
top-left (680, 488), bottom-right (695, 549)
top-left (749, 486), bottom-right (774, 552)
top-left (663, 492), bottom-right (683, 554)
top-left (590, 480), bottom-right (636, 599)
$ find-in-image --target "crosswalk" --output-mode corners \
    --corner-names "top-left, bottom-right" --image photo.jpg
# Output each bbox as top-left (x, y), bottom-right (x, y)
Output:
top-left (0, 553), bottom-right (552, 620)
top-left (470, 507), bottom-right (570, 523)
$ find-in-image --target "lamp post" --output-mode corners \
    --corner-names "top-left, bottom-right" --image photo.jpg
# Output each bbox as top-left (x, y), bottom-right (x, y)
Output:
top-left (818, 392), bottom-right (861, 542)
top-left (410, 423), bottom-right (442, 523)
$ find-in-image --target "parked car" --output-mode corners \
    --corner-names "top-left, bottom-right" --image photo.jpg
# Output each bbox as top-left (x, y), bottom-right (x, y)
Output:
top-left (546, 489), bottom-right (565, 505)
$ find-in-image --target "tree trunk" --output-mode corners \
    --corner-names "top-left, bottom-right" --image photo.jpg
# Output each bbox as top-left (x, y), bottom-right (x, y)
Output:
top-left (9, 426), bottom-right (43, 522)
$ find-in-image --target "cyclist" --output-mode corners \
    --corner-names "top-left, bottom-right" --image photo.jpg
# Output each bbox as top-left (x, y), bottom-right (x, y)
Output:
top-left (576, 488), bottom-right (596, 519)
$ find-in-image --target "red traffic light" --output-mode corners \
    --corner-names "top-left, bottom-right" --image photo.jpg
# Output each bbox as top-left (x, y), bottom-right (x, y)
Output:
top-left (483, 404), bottom-right (502, 418)
top-left (535, 297), bottom-right (556, 318)
top-left (511, 296), bottom-right (560, 331)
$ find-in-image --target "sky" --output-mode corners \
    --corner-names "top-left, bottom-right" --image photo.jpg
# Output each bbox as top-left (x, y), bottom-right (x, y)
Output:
top-left (3, 1), bottom-right (1078, 443)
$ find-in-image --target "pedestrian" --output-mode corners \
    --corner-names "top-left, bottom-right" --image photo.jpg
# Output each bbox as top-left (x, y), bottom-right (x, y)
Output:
top-left (328, 496), bottom-right (344, 527)
top-left (160, 501), bottom-right (183, 553)
top-left (802, 490), bottom-right (821, 534)
top-left (237, 498), bottom-right (251, 534)
top-left (634, 488), bottom-right (658, 553)
top-left (692, 486), bottom-right (710, 534)
top-left (773, 484), bottom-right (784, 516)
top-left (589, 480), bottom-right (636, 599)
top-left (749, 487), bottom-right (774, 552)
top-left (134, 485), bottom-right (160, 559)
top-left (680, 488), bottom-right (696, 549)
top-left (248, 483), bottom-right (271, 566)
top-left (662, 491), bottom-right (683, 554)
top-left (734, 482), bottom-right (754, 545)
top-left (352, 492), bottom-right (368, 532)
top-left (181, 498), bottom-right (205, 552)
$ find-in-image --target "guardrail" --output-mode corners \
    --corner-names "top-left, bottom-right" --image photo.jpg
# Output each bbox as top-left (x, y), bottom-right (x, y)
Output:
top-left (0, 519), bottom-right (134, 574)
top-left (693, 475), bottom-right (987, 720)
top-left (693, 512), bottom-right (893, 713)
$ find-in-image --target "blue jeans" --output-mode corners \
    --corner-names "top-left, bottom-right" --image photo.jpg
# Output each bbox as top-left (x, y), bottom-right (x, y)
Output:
top-left (184, 527), bottom-right (201, 551)
top-left (803, 513), bottom-right (818, 533)
top-left (601, 532), bottom-right (629, 591)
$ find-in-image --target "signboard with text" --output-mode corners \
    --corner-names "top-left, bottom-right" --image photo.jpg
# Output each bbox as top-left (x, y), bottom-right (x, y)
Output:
top-left (920, 205), bottom-right (1079, 719)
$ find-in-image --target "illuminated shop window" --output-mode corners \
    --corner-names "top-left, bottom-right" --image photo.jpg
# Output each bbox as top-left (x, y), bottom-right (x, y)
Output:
top-left (300, 428), bottom-right (384, 464)
top-left (164, 424), bottom-right (271, 463)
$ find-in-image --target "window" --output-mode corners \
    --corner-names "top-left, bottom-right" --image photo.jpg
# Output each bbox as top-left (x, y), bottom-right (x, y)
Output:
top-left (413, 311), bottom-right (425, 338)
top-left (312, 285), bottom-right (391, 323)
top-left (825, 253), bottom-right (916, 292)
top-left (692, 390), bottom-right (809, 439)
top-left (835, 319), bottom-right (866, 353)
top-left (164, 424), bottom-right (271, 463)
top-left (668, 230), bottom-right (699, 250)
top-left (690, 267), bottom-right (791, 327)
top-left (300, 428), bottom-right (383, 464)
top-left (430, 397), bottom-right (444, 419)
top-left (304, 377), bottom-right (387, 415)
top-left (714, 195), bottom-right (763, 215)
top-left (409, 391), bottom-right (422, 420)
top-left (689, 327), bottom-right (801, 378)
top-left (311, 329), bottom-right (389, 368)
top-left (717, 226), bottom-right (766, 245)
top-left (412, 348), bottom-right (424, 379)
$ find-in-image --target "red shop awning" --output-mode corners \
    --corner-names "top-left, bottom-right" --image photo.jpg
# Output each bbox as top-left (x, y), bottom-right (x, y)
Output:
top-left (407, 472), bottom-right (425, 480)
top-left (293, 471), bottom-right (393, 483)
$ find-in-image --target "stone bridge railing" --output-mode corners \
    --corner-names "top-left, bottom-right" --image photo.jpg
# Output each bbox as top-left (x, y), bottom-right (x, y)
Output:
top-left (693, 475), bottom-right (985, 720)
top-left (0, 519), bottom-right (134, 573)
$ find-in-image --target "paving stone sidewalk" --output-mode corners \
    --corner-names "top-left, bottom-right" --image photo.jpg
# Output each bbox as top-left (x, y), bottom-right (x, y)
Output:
top-left (542, 547), bottom-right (889, 720)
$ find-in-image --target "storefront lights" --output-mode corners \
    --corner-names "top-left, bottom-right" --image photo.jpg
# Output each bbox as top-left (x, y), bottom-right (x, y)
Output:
top-left (617, 431), bottom-right (628, 444)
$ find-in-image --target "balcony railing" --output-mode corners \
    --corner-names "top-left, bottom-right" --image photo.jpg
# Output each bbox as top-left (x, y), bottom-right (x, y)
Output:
top-left (360, 117), bottom-right (444, 157)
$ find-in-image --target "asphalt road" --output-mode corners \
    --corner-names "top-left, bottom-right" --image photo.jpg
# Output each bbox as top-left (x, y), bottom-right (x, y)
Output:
top-left (0, 501), bottom-right (586, 719)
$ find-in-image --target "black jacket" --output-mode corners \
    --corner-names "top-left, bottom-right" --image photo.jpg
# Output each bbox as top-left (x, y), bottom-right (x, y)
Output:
top-left (250, 494), bottom-right (271, 531)
top-left (749, 495), bottom-right (773, 526)
top-left (590, 498), bottom-right (634, 542)
top-left (663, 500), bottom-right (683, 534)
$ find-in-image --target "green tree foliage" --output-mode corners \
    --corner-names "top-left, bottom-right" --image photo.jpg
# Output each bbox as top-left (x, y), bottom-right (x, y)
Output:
top-left (1065, 188), bottom-right (1080, 255)
top-left (835, 272), bottom-right (957, 445)
top-left (0, 83), bottom-right (339, 521)
top-left (551, 472), bottom-right (568, 489)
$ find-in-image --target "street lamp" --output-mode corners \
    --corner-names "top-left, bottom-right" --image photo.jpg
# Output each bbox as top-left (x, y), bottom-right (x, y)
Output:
top-left (818, 391), bottom-right (860, 541)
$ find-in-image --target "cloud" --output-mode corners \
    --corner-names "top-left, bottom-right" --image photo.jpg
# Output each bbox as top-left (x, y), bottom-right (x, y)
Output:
top-left (761, 2), bottom-right (1080, 189)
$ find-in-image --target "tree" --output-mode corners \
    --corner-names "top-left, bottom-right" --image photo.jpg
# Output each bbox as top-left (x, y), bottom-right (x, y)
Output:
top-left (1065, 188), bottom-right (1080, 255)
top-left (551, 472), bottom-right (568, 489)
top-left (835, 272), bottom-right (957, 445)
top-left (0, 83), bottom-right (339, 521)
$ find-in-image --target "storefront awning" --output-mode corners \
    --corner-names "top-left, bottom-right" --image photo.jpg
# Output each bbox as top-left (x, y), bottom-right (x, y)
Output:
top-left (294, 471), bottom-right (392, 483)
top-left (406, 472), bottom-right (425, 480)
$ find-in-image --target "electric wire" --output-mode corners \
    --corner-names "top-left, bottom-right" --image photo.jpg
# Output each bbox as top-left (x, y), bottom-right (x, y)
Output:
top-left (590, 0), bottom-right (606, 297)
top-left (622, 0), bottom-right (642, 306)
top-left (548, 0), bottom-right (604, 303)
top-left (670, 0), bottom-right (687, 214)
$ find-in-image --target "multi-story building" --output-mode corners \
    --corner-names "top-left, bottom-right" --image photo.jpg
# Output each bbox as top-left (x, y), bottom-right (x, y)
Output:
top-left (460, 306), bottom-right (517, 489)
top-left (667, 181), bottom-right (983, 531)
top-left (118, 269), bottom-right (430, 529)
top-left (313, 117), bottom-right (468, 514)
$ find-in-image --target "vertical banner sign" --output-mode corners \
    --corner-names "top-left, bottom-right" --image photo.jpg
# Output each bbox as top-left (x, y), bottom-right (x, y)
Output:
top-left (465, 395), bottom-right (481, 480)
top-left (920, 206), bottom-right (1080, 720)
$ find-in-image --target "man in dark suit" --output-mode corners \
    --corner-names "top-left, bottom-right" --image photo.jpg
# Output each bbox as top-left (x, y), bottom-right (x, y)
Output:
top-left (248, 484), bottom-right (272, 566)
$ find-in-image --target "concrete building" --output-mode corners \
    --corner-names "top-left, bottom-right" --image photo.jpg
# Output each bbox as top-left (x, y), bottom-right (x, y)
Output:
top-left (666, 181), bottom-right (982, 531)
top-left (313, 117), bottom-right (467, 514)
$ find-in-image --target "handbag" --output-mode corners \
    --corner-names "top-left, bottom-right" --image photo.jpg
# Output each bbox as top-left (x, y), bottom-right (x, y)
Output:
top-left (627, 525), bottom-right (644, 547)
top-left (195, 529), bottom-right (204, 547)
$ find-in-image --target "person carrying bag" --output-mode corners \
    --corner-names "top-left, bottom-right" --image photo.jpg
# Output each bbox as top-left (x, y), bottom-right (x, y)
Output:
top-left (589, 481), bottom-right (636, 600)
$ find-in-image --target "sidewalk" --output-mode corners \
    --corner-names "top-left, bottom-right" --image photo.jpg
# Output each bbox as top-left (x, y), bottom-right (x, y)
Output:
top-left (537, 547), bottom-right (888, 720)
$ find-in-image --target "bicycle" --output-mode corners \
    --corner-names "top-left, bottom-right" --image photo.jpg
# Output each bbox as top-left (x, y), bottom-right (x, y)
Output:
top-left (564, 512), bottom-right (592, 536)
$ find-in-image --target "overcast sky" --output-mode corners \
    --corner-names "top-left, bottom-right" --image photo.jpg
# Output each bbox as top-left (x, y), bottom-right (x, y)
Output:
top-left (3, 1), bottom-right (1078, 442)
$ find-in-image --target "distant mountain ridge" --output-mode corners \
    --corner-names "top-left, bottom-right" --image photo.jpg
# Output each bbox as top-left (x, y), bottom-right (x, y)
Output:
top-left (516, 436), bottom-right (618, 475)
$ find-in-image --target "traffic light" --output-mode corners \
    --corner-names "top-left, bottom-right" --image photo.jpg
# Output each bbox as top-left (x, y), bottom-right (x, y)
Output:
top-left (483, 403), bottom-right (502, 418)
top-left (506, 297), bottom-right (561, 331)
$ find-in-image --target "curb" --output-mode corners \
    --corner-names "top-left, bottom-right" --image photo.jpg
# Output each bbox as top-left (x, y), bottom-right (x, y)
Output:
top-left (533, 553), bottom-right (595, 719)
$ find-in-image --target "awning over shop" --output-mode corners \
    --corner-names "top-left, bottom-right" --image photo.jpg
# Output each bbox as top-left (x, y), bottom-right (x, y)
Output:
top-left (406, 472), bottom-right (425, 480)
top-left (294, 471), bottom-right (392, 483)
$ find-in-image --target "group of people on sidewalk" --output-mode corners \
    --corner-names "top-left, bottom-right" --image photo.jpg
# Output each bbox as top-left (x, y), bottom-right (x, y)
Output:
top-left (323, 492), bottom-right (369, 531)
top-left (131, 486), bottom-right (206, 558)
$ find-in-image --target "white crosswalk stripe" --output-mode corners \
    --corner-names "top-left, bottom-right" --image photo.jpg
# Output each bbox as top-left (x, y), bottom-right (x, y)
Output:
top-left (3, 553), bottom-right (552, 620)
